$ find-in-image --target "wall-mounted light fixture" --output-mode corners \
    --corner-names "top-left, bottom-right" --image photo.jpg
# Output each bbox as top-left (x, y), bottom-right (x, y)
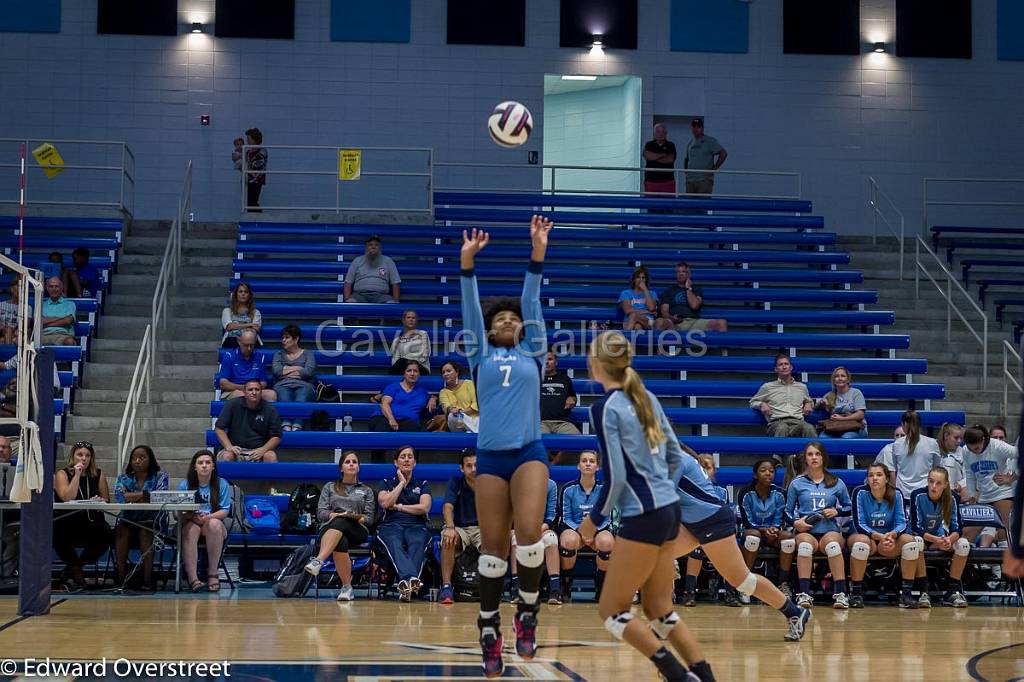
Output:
top-left (590, 33), bottom-right (604, 55)
top-left (191, 22), bottom-right (204, 34)
top-left (562, 75), bottom-right (597, 81)
top-left (872, 41), bottom-right (886, 53)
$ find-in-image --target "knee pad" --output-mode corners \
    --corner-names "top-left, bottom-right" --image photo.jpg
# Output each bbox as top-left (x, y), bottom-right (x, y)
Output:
top-left (954, 538), bottom-right (971, 557)
top-left (850, 541), bottom-right (870, 561)
top-left (515, 539), bottom-right (546, 569)
top-left (780, 538), bottom-right (796, 554)
top-left (824, 541), bottom-right (843, 558)
top-left (478, 554), bottom-right (509, 579)
top-left (604, 611), bottom-right (634, 641)
top-left (337, 536), bottom-right (350, 553)
top-left (559, 546), bottom-right (577, 558)
top-left (736, 572), bottom-right (758, 597)
top-left (541, 530), bottom-right (558, 548)
top-left (980, 526), bottom-right (997, 539)
top-left (649, 611), bottom-right (679, 640)
top-left (901, 542), bottom-right (920, 562)
top-left (597, 550), bottom-right (612, 561)
top-left (743, 535), bottom-right (761, 553)
top-left (797, 542), bottom-right (814, 558)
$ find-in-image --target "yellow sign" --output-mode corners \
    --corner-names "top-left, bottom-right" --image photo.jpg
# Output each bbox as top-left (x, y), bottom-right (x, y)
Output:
top-left (338, 149), bottom-right (361, 181)
top-left (32, 143), bottom-right (64, 179)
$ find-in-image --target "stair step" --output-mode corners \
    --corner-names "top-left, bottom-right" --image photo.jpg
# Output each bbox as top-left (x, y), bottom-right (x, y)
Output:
top-left (68, 416), bottom-right (211, 432)
top-left (89, 338), bottom-right (216, 353)
top-left (73, 402), bottom-right (211, 418)
top-left (83, 362), bottom-right (212, 379)
top-left (75, 389), bottom-right (212, 403)
top-left (64, 429), bottom-right (205, 448)
top-left (82, 375), bottom-right (213, 391)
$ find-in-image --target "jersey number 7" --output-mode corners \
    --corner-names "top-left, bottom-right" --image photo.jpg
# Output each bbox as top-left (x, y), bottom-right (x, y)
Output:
top-left (499, 365), bottom-right (512, 387)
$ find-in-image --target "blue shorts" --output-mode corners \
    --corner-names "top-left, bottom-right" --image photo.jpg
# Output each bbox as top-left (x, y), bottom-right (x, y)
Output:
top-left (476, 439), bottom-right (548, 481)
top-left (682, 505), bottom-right (738, 544)
top-left (619, 504), bottom-right (681, 546)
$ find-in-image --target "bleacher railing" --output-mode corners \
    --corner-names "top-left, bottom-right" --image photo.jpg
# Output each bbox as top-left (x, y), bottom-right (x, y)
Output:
top-left (868, 176), bottom-right (905, 280)
top-left (1002, 340), bottom-right (1022, 421)
top-left (923, 177), bottom-right (1024, 237)
top-left (117, 160), bottom-right (191, 468)
top-left (434, 162), bottom-right (802, 201)
top-left (0, 138), bottom-right (135, 218)
top-left (240, 145), bottom-right (433, 214)
top-left (915, 236), bottom-right (989, 388)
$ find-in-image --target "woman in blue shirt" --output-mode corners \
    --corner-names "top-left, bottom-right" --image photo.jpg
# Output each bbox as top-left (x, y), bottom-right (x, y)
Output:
top-left (376, 445), bottom-right (432, 602)
top-left (909, 467), bottom-right (970, 608)
top-left (578, 331), bottom-right (713, 682)
top-left (847, 463), bottom-right (917, 609)
top-left (618, 266), bottom-right (658, 331)
top-left (558, 450), bottom-right (614, 601)
top-left (785, 441), bottom-right (853, 609)
top-left (113, 445), bottom-right (169, 590)
top-left (178, 449), bottom-right (231, 592)
top-left (368, 362), bottom-right (435, 432)
top-left (459, 217), bottom-right (552, 675)
top-left (736, 459), bottom-right (794, 599)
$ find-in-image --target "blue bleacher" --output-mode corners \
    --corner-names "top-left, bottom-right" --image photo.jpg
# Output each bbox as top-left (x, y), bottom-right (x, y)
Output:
top-left (960, 258), bottom-right (1024, 284)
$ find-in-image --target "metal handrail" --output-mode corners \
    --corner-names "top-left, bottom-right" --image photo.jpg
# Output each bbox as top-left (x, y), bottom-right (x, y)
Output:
top-left (868, 176), bottom-right (905, 280)
top-left (0, 253), bottom-right (44, 430)
top-left (923, 176), bottom-right (1024, 236)
top-left (116, 160), bottom-right (191, 468)
top-left (1002, 340), bottom-right (1022, 421)
top-left (0, 138), bottom-right (135, 217)
top-left (914, 236), bottom-right (989, 388)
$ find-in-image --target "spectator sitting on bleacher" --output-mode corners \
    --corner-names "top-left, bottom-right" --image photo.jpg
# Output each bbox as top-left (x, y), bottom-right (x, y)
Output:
top-left (909, 466), bottom-right (970, 608)
top-left (40, 251), bottom-right (63, 282)
top-left (0, 275), bottom-right (29, 345)
top-left (53, 441), bottom-right (111, 590)
top-left (388, 309), bottom-right (429, 374)
top-left (343, 235), bottom-right (401, 304)
top-left (0, 436), bottom-right (11, 464)
top-left (217, 330), bottom-right (275, 401)
top-left (178, 449), bottom-right (231, 592)
top-left (271, 324), bottom-right (317, 432)
top-left (376, 445), bottom-right (432, 602)
top-left (215, 379), bottom-right (281, 463)
top-left (654, 262), bottom-right (727, 333)
top-left (439, 361), bottom-right (479, 433)
top-left (63, 247), bottom-right (99, 299)
top-left (847, 462), bottom-right (918, 609)
top-left (618, 266), bottom-right (658, 331)
top-left (438, 449), bottom-right (480, 604)
top-left (113, 444), bottom-right (168, 591)
top-left (41, 277), bottom-right (77, 347)
top-left (937, 423), bottom-right (965, 499)
top-left (221, 282), bottom-right (262, 349)
top-left (558, 450), bottom-right (613, 604)
top-left (749, 353), bottom-right (815, 438)
top-left (369, 361), bottom-right (435, 432)
top-left (540, 352), bottom-right (579, 435)
top-left (874, 410), bottom-right (940, 499)
top-left (737, 459), bottom-right (794, 601)
top-left (304, 451), bottom-right (376, 602)
top-left (814, 367), bottom-right (868, 439)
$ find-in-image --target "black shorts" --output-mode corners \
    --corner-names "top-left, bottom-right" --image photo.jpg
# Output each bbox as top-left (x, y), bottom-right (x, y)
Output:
top-left (682, 506), bottom-right (738, 544)
top-left (618, 504), bottom-right (681, 546)
top-left (319, 516), bottom-right (369, 547)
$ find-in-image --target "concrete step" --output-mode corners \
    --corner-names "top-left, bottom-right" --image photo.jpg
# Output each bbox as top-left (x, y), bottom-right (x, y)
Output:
top-left (126, 237), bottom-right (236, 255)
top-left (81, 375), bottom-right (213, 392)
top-left (96, 316), bottom-right (222, 339)
top-left (88, 349), bottom-right (219, 366)
top-left (75, 389), bottom-right (212, 404)
top-left (93, 455), bottom-right (194, 481)
top-left (83, 362), bottom-right (212, 379)
top-left (68, 415), bottom-right (210, 432)
top-left (73, 402), bottom-right (211, 419)
top-left (89, 338), bottom-right (216, 353)
top-left (64, 428), bottom-right (206, 449)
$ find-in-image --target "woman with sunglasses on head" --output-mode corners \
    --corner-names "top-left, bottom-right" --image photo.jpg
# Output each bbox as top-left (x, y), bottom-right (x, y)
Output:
top-left (113, 445), bottom-right (168, 590)
top-left (459, 215), bottom-right (553, 677)
top-left (53, 441), bottom-right (111, 590)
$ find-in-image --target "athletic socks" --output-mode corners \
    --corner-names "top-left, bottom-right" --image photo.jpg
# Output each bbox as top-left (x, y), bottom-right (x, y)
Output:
top-left (779, 599), bottom-right (802, 620)
top-left (914, 577), bottom-right (928, 593)
top-left (548, 574), bottom-right (561, 594)
top-left (689, 659), bottom-right (717, 682)
top-left (833, 580), bottom-right (847, 595)
top-left (649, 647), bottom-right (688, 681)
top-left (595, 569), bottom-right (606, 600)
top-left (901, 579), bottom-right (914, 596)
top-left (516, 562), bottom-right (544, 606)
top-left (480, 575), bottom-right (505, 614)
top-left (949, 578), bottom-right (964, 593)
top-left (850, 581), bottom-right (863, 595)
top-left (798, 578), bottom-right (811, 594)
top-left (684, 575), bottom-right (698, 592)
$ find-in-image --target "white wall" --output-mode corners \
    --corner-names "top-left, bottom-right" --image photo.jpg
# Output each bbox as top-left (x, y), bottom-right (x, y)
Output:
top-left (0, 0), bottom-right (1022, 232)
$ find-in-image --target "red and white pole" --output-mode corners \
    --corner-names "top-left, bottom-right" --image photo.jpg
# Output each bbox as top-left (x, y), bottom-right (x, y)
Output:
top-left (18, 142), bottom-right (26, 265)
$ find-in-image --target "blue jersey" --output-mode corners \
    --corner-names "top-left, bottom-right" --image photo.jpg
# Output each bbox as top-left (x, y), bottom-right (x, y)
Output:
top-left (589, 388), bottom-right (682, 527)
top-left (851, 486), bottom-right (907, 536)
top-left (711, 484), bottom-right (729, 504)
top-left (460, 262), bottom-right (546, 451)
top-left (560, 480), bottom-right (609, 531)
top-left (544, 479), bottom-right (557, 527)
top-left (738, 485), bottom-right (787, 529)
top-left (676, 454), bottom-right (729, 524)
top-left (785, 475), bottom-right (852, 535)
top-left (908, 487), bottom-right (962, 538)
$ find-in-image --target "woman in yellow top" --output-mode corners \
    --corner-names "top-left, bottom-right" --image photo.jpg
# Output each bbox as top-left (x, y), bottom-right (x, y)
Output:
top-left (439, 360), bottom-right (479, 433)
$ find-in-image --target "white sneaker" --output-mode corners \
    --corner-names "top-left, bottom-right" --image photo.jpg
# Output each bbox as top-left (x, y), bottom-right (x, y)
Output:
top-left (304, 558), bottom-right (323, 576)
top-left (337, 585), bottom-right (354, 601)
top-left (832, 592), bottom-right (850, 610)
top-left (397, 579), bottom-right (411, 602)
top-left (738, 591), bottom-right (751, 605)
top-left (409, 577), bottom-right (423, 595)
top-left (796, 592), bottom-right (813, 609)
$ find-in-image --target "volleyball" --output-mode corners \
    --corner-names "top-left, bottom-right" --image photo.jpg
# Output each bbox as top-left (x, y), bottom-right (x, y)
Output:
top-left (487, 101), bottom-right (532, 148)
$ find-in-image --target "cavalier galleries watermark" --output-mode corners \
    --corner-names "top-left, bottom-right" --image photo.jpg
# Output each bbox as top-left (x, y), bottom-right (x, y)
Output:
top-left (1, 657), bottom-right (231, 678)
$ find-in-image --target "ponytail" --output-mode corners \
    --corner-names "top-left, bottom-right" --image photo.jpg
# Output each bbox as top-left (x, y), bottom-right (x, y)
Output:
top-left (623, 366), bottom-right (666, 450)
top-left (901, 410), bottom-right (922, 456)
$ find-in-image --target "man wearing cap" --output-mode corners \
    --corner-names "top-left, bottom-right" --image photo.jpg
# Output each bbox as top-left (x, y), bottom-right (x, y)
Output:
top-left (642, 123), bottom-right (677, 203)
top-left (684, 118), bottom-right (727, 195)
top-left (343, 235), bottom-right (401, 304)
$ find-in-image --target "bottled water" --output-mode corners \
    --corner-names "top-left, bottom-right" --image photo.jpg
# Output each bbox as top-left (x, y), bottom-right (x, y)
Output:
top-left (342, 415), bottom-right (353, 432)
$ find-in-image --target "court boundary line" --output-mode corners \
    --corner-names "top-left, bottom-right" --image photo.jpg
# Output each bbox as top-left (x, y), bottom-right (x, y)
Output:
top-left (966, 642), bottom-right (1024, 681)
top-left (0, 597), bottom-right (66, 633)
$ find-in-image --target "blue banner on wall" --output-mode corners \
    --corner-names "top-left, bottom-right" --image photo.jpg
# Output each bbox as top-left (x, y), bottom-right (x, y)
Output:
top-left (998, 0), bottom-right (1024, 60)
top-left (331, 0), bottom-right (410, 43)
top-left (670, 0), bottom-right (748, 54)
top-left (0, 0), bottom-right (60, 33)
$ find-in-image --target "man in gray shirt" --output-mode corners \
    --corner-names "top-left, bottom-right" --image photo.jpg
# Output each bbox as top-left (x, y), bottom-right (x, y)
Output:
top-left (343, 235), bottom-right (401, 304)
top-left (215, 380), bottom-right (282, 462)
top-left (749, 354), bottom-right (816, 438)
top-left (684, 118), bottom-right (727, 195)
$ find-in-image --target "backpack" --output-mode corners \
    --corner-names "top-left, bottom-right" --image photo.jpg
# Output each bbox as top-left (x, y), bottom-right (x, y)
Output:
top-left (230, 484), bottom-right (251, 534)
top-left (316, 383), bottom-right (340, 403)
top-left (244, 496), bottom-right (282, 535)
top-left (281, 483), bottom-right (321, 534)
top-left (451, 544), bottom-right (481, 601)
top-left (272, 543), bottom-right (317, 598)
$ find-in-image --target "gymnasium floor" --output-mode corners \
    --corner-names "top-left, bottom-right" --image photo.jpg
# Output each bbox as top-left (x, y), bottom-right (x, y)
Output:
top-left (0, 591), bottom-right (1021, 681)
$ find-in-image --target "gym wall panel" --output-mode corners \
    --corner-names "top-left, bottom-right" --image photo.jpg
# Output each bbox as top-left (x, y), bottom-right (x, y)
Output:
top-left (783, 0), bottom-right (859, 55)
top-left (0, 0), bottom-right (60, 33)
top-left (997, 0), bottom-right (1024, 61)
top-left (448, 0), bottom-right (525, 46)
top-left (895, 0), bottom-right (971, 59)
top-left (670, 0), bottom-right (748, 54)
top-left (331, 0), bottom-right (410, 43)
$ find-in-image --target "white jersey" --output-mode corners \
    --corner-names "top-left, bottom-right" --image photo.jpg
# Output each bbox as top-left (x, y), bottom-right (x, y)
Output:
top-left (941, 447), bottom-right (966, 490)
top-left (964, 438), bottom-right (1019, 504)
top-left (874, 435), bottom-right (941, 499)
